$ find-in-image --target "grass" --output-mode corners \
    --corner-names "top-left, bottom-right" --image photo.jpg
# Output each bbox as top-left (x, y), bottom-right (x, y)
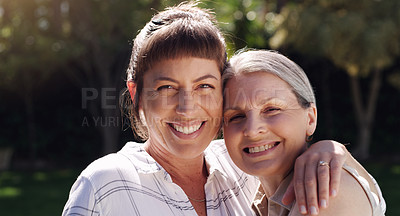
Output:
top-left (0, 162), bottom-right (398, 215)
top-left (0, 169), bottom-right (79, 216)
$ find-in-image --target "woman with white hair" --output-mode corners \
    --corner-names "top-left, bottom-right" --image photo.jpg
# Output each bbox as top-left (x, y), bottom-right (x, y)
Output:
top-left (222, 50), bottom-right (386, 215)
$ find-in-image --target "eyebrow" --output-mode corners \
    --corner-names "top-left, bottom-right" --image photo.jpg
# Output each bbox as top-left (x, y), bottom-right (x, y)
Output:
top-left (223, 97), bottom-right (281, 114)
top-left (193, 74), bottom-right (219, 83)
top-left (154, 76), bottom-right (179, 83)
top-left (223, 107), bottom-right (241, 115)
top-left (154, 74), bottom-right (218, 83)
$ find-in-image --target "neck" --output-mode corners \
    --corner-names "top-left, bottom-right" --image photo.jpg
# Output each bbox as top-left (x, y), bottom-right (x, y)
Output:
top-left (144, 139), bottom-right (209, 182)
top-left (144, 139), bottom-right (208, 216)
top-left (258, 145), bottom-right (308, 197)
top-left (258, 173), bottom-right (288, 198)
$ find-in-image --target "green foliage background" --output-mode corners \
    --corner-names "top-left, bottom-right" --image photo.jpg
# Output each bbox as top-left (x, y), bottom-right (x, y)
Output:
top-left (0, 0), bottom-right (399, 215)
top-left (0, 0), bottom-right (399, 166)
top-left (0, 0), bottom-right (398, 163)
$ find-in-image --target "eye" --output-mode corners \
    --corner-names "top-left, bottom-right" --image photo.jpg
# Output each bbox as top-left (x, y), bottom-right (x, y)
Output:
top-left (263, 107), bottom-right (281, 113)
top-left (226, 114), bottom-right (245, 123)
top-left (197, 84), bottom-right (214, 89)
top-left (156, 85), bottom-right (174, 91)
top-left (156, 85), bottom-right (178, 96)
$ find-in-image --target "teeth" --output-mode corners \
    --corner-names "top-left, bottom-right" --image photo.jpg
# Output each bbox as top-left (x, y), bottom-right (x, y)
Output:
top-left (247, 142), bottom-right (278, 154)
top-left (172, 123), bottom-right (202, 134)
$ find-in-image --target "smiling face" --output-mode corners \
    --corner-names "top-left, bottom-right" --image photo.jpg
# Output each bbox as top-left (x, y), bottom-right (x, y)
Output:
top-left (141, 57), bottom-right (223, 159)
top-left (223, 72), bottom-right (317, 178)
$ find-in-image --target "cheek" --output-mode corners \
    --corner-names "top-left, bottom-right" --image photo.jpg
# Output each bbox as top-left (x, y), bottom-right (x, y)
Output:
top-left (143, 93), bottom-right (178, 111)
top-left (270, 115), bottom-right (308, 146)
top-left (141, 97), bottom-right (176, 126)
top-left (224, 122), bottom-right (243, 135)
top-left (200, 92), bottom-right (222, 109)
top-left (268, 114), bottom-right (299, 131)
top-left (223, 124), bottom-right (242, 148)
top-left (199, 93), bottom-right (223, 126)
top-left (224, 126), bottom-right (246, 170)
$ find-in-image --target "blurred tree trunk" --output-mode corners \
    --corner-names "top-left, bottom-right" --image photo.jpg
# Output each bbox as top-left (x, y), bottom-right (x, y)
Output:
top-left (321, 68), bottom-right (334, 137)
top-left (2, 0), bottom-right (10, 22)
top-left (66, 0), bottom-right (162, 154)
top-left (23, 72), bottom-right (37, 166)
top-left (91, 37), bottom-right (120, 154)
top-left (350, 69), bottom-right (382, 160)
top-left (276, 0), bottom-right (287, 13)
top-left (51, 0), bottom-right (62, 33)
top-left (270, 0), bottom-right (400, 159)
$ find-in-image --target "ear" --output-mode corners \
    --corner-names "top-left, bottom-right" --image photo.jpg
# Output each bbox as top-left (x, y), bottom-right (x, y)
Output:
top-left (306, 103), bottom-right (317, 136)
top-left (127, 80), bottom-right (137, 104)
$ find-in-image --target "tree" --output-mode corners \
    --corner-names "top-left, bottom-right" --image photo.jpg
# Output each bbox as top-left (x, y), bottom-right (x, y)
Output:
top-left (0, 0), bottom-right (80, 165)
top-left (0, 0), bottom-right (186, 159)
top-left (206, 0), bottom-right (275, 53)
top-left (270, 0), bottom-right (400, 160)
top-left (64, 0), bottom-right (184, 154)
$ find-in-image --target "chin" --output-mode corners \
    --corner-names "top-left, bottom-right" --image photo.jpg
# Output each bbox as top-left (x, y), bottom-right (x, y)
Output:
top-left (172, 144), bottom-right (209, 159)
top-left (242, 161), bottom-right (282, 177)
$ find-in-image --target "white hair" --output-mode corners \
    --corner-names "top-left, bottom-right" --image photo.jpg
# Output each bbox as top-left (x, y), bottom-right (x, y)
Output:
top-left (223, 49), bottom-right (316, 107)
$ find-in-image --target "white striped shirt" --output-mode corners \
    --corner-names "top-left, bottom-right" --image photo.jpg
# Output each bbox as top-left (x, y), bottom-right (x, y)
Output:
top-left (62, 139), bottom-right (259, 216)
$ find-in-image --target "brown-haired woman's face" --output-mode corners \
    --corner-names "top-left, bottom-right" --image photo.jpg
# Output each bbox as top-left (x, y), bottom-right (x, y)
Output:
top-left (140, 57), bottom-right (223, 158)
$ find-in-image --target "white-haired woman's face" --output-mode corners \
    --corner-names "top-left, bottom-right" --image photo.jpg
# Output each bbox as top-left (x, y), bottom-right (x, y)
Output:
top-left (223, 72), bottom-right (317, 178)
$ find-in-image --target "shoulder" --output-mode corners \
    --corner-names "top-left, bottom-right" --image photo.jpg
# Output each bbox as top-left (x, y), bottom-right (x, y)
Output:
top-left (204, 139), bottom-right (230, 164)
top-left (63, 142), bottom-right (166, 215)
top-left (206, 139), bottom-right (228, 153)
top-left (205, 139), bottom-right (236, 170)
top-left (206, 139), bottom-right (259, 186)
top-left (62, 153), bottom-right (128, 216)
top-left (81, 153), bottom-right (127, 178)
top-left (79, 142), bottom-right (152, 185)
top-left (318, 168), bottom-right (372, 216)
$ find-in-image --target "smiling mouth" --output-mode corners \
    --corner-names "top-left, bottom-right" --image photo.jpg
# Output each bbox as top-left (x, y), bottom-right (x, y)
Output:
top-left (244, 142), bottom-right (280, 154)
top-left (169, 122), bottom-right (205, 135)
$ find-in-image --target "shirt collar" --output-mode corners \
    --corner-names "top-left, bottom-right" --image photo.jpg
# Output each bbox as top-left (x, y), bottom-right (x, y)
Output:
top-left (119, 140), bottom-right (230, 179)
top-left (118, 142), bottom-right (163, 174)
top-left (269, 172), bottom-right (293, 210)
top-left (252, 172), bottom-right (294, 215)
top-left (204, 140), bottom-right (230, 179)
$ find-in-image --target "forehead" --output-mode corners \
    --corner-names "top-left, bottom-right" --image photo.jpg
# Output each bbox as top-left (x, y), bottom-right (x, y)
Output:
top-left (144, 57), bottom-right (221, 80)
top-left (224, 72), bottom-right (296, 107)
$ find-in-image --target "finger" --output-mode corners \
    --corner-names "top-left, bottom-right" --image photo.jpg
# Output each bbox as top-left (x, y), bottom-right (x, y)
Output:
top-left (304, 160), bottom-right (319, 215)
top-left (329, 158), bottom-right (343, 197)
top-left (282, 180), bottom-right (295, 205)
top-left (293, 158), bottom-right (308, 214)
top-left (317, 160), bottom-right (330, 209)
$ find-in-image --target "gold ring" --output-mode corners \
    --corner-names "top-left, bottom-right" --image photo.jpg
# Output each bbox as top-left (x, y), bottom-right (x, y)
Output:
top-left (319, 160), bottom-right (330, 168)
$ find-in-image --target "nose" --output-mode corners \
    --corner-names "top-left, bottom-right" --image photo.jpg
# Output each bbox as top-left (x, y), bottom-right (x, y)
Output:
top-left (176, 89), bottom-right (197, 117)
top-left (243, 112), bottom-right (267, 137)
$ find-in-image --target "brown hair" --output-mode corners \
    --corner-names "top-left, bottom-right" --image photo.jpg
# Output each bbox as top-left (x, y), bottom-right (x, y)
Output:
top-left (121, 1), bottom-right (227, 140)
